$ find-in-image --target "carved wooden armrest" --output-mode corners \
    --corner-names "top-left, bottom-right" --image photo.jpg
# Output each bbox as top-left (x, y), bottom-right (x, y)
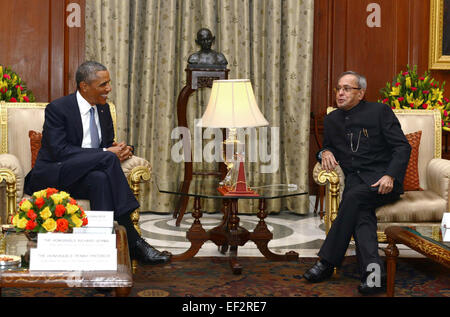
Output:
top-left (120, 156), bottom-right (152, 235)
top-left (312, 162), bottom-right (343, 234)
top-left (0, 153), bottom-right (24, 224)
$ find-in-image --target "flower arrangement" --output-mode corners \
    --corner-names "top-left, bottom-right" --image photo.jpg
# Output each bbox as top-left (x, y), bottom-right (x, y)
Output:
top-left (0, 64), bottom-right (35, 102)
top-left (379, 65), bottom-right (450, 131)
top-left (12, 188), bottom-right (88, 233)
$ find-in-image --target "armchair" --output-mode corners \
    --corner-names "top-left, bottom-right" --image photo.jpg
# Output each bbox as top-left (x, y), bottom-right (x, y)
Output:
top-left (313, 108), bottom-right (448, 242)
top-left (0, 101), bottom-right (151, 234)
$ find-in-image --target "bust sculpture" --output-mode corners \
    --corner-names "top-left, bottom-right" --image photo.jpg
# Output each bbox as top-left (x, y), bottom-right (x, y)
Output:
top-left (187, 28), bottom-right (228, 69)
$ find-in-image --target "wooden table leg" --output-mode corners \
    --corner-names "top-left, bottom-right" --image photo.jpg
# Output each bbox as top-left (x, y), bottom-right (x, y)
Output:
top-left (171, 196), bottom-right (208, 261)
top-left (384, 237), bottom-right (399, 297)
top-left (250, 198), bottom-right (299, 261)
top-left (114, 287), bottom-right (132, 297)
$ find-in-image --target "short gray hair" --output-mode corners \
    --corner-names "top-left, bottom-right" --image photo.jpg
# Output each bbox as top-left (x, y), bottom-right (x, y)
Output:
top-left (338, 71), bottom-right (367, 89)
top-left (76, 61), bottom-right (107, 89)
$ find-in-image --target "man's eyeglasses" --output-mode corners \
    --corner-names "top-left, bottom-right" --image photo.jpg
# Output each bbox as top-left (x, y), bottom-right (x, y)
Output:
top-left (334, 86), bottom-right (361, 94)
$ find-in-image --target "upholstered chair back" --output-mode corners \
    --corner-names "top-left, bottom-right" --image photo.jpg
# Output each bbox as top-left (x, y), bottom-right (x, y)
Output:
top-left (394, 109), bottom-right (441, 190)
top-left (0, 102), bottom-right (117, 176)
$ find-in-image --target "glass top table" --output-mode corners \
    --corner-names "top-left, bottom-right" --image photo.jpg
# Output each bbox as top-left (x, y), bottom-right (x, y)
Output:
top-left (155, 177), bottom-right (307, 274)
top-left (383, 225), bottom-right (450, 297)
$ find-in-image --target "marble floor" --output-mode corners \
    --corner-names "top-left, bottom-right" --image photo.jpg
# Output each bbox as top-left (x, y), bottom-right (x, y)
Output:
top-left (139, 196), bottom-right (423, 259)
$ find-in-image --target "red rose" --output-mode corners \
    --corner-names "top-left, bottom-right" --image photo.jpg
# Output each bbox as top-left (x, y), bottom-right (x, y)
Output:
top-left (0, 87), bottom-right (6, 94)
top-left (23, 96), bottom-right (30, 102)
top-left (419, 77), bottom-right (425, 80)
top-left (382, 98), bottom-right (389, 103)
top-left (15, 85), bottom-right (23, 91)
top-left (444, 110), bottom-right (448, 117)
top-left (398, 97), bottom-right (404, 102)
top-left (410, 87), bottom-right (417, 91)
top-left (9, 97), bottom-right (17, 102)
top-left (25, 220), bottom-right (37, 230)
top-left (56, 218), bottom-right (69, 232)
top-left (423, 90), bottom-right (429, 94)
top-left (395, 82), bottom-right (401, 87)
top-left (35, 197), bottom-right (45, 209)
top-left (55, 204), bottom-right (66, 217)
top-left (410, 103), bottom-right (414, 108)
top-left (422, 103), bottom-right (428, 109)
top-left (402, 72), bottom-right (409, 76)
top-left (445, 97), bottom-right (450, 103)
top-left (27, 210), bottom-right (37, 221)
top-left (3, 74), bottom-right (11, 79)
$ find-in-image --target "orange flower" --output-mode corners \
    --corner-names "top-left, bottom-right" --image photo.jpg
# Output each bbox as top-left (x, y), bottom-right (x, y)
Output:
top-left (27, 210), bottom-right (37, 221)
top-left (55, 204), bottom-right (66, 217)
top-left (56, 218), bottom-right (69, 232)
top-left (35, 197), bottom-right (45, 209)
top-left (46, 187), bottom-right (59, 198)
top-left (25, 220), bottom-right (37, 230)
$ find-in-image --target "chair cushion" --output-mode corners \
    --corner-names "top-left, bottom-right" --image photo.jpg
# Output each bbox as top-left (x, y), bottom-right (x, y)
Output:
top-left (29, 130), bottom-right (42, 169)
top-left (403, 131), bottom-right (423, 191)
top-left (376, 190), bottom-right (446, 223)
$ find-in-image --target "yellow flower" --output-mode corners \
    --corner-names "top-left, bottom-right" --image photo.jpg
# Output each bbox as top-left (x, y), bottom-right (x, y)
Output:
top-left (40, 207), bottom-right (52, 220)
top-left (51, 193), bottom-right (63, 205)
top-left (60, 191), bottom-right (70, 200)
top-left (17, 217), bottom-right (28, 229)
top-left (42, 218), bottom-right (57, 232)
top-left (390, 86), bottom-right (400, 96)
top-left (12, 214), bottom-right (19, 226)
top-left (66, 203), bottom-right (79, 215)
top-left (394, 99), bottom-right (400, 108)
top-left (33, 189), bottom-right (48, 199)
top-left (413, 98), bottom-right (424, 107)
top-left (431, 88), bottom-right (443, 101)
top-left (71, 214), bottom-right (83, 227)
top-left (405, 77), bottom-right (411, 88)
top-left (20, 200), bottom-right (33, 212)
top-left (406, 93), bottom-right (414, 104)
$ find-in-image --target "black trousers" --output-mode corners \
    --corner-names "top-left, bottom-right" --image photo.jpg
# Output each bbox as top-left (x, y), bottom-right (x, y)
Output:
top-left (61, 151), bottom-right (141, 250)
top-left (318, 173), bottom-right (399, 280)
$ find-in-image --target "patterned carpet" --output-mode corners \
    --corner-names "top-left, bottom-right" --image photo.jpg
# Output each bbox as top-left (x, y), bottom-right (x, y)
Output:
top-left (1, 256), bottom-right (449, 298)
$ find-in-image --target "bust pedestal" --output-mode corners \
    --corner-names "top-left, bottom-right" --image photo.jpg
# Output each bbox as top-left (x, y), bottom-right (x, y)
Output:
top-left (173, 67), bottom-right (229, 226)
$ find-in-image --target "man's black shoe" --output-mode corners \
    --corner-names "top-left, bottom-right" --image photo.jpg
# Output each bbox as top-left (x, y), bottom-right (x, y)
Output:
top-left (357, 281), bottom-right (386, 295)
top-left (132, 237), bottom-right (171, 265)
top-left (358, 273), bottom-right (387, 295)
top-left (303, 260), bottom-right (334, 283)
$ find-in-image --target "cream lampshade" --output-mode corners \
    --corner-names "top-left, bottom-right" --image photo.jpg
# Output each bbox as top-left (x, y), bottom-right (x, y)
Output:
top-left (197, 79), bottom-right (269, 128)
top-left (197, 79), bottom-right (268, 196)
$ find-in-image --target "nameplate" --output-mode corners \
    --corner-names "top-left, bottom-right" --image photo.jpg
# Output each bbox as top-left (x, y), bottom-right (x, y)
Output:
top-left (37, 233), bottom-right (116, 249)
top-left (441, 212), bottom-right (450, 242)
top-left (72, 227), bottom-right (114, 234)
top-left (29, 248), bottom-right (117, 271)
top-left (84, 211), bottom-right (114, 228)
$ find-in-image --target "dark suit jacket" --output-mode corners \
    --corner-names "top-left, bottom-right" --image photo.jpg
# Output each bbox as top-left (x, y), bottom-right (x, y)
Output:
top-left (24, 93), bottom-right (115, 194)
top-left (318, 100), bottom-right (411, 194)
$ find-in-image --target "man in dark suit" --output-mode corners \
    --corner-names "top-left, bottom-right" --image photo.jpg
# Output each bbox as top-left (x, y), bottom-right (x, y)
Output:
top-left (303, 71), bottom-right (411, 295)
top-left (24, 61), bottom-right (170, 265)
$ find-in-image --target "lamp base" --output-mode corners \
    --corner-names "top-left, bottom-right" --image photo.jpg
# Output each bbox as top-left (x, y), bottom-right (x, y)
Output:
top-left (217, 185), bottom-right (259, 197)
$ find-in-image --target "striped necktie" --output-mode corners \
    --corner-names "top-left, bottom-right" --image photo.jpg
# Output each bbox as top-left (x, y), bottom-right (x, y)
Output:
top-left (89, 107), bottom-right (100, 148)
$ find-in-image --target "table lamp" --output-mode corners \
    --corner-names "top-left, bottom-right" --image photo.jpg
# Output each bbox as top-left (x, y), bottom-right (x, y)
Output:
top-left (197, 79), bottom-right (269, 196)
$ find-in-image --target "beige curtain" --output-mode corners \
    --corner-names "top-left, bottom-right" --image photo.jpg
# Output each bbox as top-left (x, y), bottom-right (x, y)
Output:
top-left (85, 0), bottom-right (313, 215)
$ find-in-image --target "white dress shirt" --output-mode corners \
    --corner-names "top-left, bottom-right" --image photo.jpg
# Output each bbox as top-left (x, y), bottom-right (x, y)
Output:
top-left (76, 91), bottom-right (102, 148)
